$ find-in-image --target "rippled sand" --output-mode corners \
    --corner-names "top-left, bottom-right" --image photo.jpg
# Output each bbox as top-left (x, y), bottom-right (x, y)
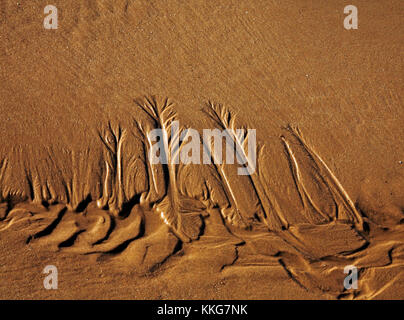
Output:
top-left (0, 0), bottom-right (403, 299)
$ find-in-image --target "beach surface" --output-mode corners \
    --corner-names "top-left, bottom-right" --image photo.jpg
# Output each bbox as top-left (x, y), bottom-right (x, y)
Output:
top-left (0, 0), bottom-right (403, 299)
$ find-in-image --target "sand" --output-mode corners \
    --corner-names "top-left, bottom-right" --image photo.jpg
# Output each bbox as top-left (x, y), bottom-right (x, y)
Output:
top-left (0, 0), bottom-right (403, 299)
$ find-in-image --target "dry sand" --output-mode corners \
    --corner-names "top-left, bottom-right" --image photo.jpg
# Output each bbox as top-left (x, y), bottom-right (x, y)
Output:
top-left (0, 0), bottom-right (403, 299)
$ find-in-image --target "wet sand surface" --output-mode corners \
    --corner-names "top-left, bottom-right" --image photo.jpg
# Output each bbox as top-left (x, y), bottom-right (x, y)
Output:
top-left (0, 0), bottom-right (403, 299)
